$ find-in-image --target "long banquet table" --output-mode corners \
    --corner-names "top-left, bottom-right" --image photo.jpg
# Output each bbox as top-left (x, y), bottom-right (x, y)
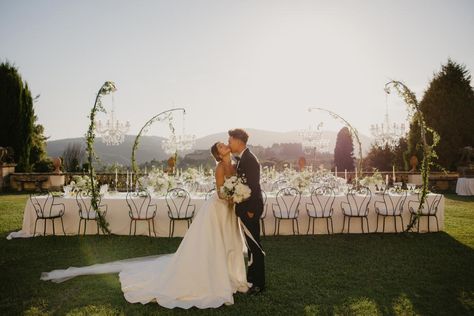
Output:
top-left (8, 191), bottom-right (444, 239)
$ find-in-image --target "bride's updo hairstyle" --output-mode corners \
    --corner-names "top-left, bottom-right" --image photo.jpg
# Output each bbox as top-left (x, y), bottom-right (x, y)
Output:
top-left (211, 142), bottom-right (222, 162)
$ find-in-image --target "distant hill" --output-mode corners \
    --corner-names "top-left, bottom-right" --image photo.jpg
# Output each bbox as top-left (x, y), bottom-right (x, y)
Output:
top-left (193, 128), bottom-right (373, 152)
top-left (46, 135), bottom-right (169, 166)
top-left (46, 129), bottom-right (373, 166)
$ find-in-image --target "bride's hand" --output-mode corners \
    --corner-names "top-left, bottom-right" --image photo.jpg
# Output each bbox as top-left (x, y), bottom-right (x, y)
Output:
top-left (227, 198), bottom-right (234, 208)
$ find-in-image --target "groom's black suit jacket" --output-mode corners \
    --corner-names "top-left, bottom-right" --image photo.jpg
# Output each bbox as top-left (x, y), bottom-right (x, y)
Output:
top-left (235, 148), bottom-right (263, 217)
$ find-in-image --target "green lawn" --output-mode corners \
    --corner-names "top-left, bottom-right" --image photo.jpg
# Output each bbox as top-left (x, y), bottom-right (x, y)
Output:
top-left (0, 193), bottom-right (473, 316)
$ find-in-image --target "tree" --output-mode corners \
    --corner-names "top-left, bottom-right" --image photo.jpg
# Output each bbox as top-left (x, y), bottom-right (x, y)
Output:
top-left (334, 127), bottom-right (355, 171)
top-left (62, 142), bottom-right (85, 172)
top-left (0, 62), bottom-right (46, 171)
top-left (363, 138), bottom-right (408, 171)
top-left (364, 144), bottom-right (393, 171)
top-left (31, 121), bottom-right (49, 166)
top-left (413, 59), bottom-right (474, 170)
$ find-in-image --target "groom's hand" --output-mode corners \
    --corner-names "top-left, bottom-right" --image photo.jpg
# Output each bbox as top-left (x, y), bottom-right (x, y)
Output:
top-left (246, 211), bottom-right (255, 219)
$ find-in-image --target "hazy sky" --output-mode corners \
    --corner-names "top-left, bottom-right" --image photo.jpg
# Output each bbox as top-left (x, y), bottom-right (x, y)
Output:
top-left (1, 0), bottom-right (473, 141)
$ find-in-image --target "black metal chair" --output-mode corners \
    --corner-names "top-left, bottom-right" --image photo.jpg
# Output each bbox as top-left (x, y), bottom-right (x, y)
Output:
top-left (205, 187), bottom-right (216, 200)
top-left (341, 186), bottom-right (372, 233)
top-left (76, 190), bottom-right (108, 235)
top-left (183, 180), bottom-right (199, 193)
top-left (272, 187), bottom-right (301, 235)
top-left (166, 188), bottom-right (196, 237)
top-left (408, 193), bottom-right (442, 232)
top-left (271, 179), bottom-right (289, 192)
top-left (306, 186), bottom-right (336, 235)
top-left (30, 192), bottom-right (66, 236)
top-left (126, 191), bottom-right (158, 237)
top-left (260, 190), bottom-right (268, 236)
top-left (374, 188), bottom-right (408, 233)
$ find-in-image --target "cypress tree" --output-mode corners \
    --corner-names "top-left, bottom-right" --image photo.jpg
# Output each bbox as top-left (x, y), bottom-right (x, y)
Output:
top-left (334, 127), bottom-right (355, 171)
top-left (0, 62), bottom-right (37, 171)
top-left (411, 59), bottom-right (474, 170)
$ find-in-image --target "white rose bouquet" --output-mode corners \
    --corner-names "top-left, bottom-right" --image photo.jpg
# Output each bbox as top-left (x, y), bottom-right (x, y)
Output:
top-left (220, 175), bottom-right (252, 204)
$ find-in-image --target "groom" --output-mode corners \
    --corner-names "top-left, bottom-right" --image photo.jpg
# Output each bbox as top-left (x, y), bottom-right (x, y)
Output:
top-left (228, 128), bottom-right (265, 295)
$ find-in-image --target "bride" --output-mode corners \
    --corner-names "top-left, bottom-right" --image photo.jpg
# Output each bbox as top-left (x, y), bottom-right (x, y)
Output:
top-left (41, 142), bottom-right (249, 309)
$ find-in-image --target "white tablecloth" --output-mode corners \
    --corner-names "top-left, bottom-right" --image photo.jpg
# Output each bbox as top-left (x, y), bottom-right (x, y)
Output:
top-left (456, 178), bottom-right (474, 196)
top-left (8, 192), bottom-right (444, 239)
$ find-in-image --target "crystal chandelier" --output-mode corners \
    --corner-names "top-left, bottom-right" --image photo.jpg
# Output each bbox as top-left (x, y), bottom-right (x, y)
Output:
top-left (298, 122), bottom-right (330, 154)
top-left (95, 94), bottom-right (130, 146)
top-left (161, 111), bottom-right (195, 155)
top-left (370, 93), bottom-right (405, 147)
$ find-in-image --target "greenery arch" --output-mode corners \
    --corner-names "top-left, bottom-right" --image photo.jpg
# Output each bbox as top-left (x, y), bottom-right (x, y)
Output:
top-left (85, 81), bottom-right (117, 234)
top-left (131, 108), bottom-right (186, 177)
top-left (308, 107), bottom-right (363, 179)
top-left (384, 80), bottom-right (441, 232)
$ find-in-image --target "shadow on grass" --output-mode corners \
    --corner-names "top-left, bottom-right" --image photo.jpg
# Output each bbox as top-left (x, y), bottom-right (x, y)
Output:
top-left (1, 232), bottom-right (473, 315)
top-left (265, 232), bottom-right (474, 316)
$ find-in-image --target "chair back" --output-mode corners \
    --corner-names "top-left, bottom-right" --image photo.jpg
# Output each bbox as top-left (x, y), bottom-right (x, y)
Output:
top-left (30, 192), bottom-right (54, 218)
top-left (261, 190), bottom-right (268, 219)
top-left (166, 188), bottom-right (194, 219)
top-left (382, 188), bottom-right (408, 215)
top-left (309, 186), bottom-right (336, 217)
top-left (76, 190), bottom-right (101, 219)
top-left (344, 186), bottom-right (372, 216)
top-left (274, 187), bottom-right (301, 219)
top-left (271, 179), bottom-right (289, 192)
top-left (205, 187), bottom-right (216, 200)
top-left (183, 180), bottom-right (198, 193)
top-left (126, 191), bottom-right (154, 219)
top-left (417, 193), bottom-right (442, 215)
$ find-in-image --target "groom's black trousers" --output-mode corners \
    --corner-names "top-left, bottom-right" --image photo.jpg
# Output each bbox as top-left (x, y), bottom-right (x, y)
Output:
top-left (238, 205), bottom-right (265, 289)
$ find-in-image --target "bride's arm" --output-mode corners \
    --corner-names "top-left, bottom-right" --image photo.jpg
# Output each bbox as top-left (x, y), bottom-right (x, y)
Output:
top-left (215, 164), bottom-right (227, 200)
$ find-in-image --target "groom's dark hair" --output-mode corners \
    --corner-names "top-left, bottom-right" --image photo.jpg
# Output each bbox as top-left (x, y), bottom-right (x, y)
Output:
top-left (228, 128), bottom-right (249, 144)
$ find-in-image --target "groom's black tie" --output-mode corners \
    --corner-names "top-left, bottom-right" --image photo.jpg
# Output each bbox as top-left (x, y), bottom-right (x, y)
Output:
top-left (234, 156), bottom-right (241, 169)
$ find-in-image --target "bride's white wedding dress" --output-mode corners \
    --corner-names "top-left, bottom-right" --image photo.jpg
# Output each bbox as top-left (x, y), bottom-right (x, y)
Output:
top-left (41, 194), bottom-right (249, 309)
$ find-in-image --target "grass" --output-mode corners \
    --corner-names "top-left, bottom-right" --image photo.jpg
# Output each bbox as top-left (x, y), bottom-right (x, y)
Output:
top-left (0, 193), bottom-right (473, 315)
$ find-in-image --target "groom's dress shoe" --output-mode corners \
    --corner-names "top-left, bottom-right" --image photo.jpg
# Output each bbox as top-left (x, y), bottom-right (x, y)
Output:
top-left (248, 286), bottom-right (265, 295)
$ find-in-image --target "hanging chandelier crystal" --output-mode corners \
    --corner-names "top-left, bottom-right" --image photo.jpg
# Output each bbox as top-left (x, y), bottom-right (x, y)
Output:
top-left (370, 93), bottom-right (405, 147)
top-left (298, 122), bottom-right (330, 154)
top-left (95, 95), bottom-right (130, 146)
top-left (161, 110), bottom-right (195, 155)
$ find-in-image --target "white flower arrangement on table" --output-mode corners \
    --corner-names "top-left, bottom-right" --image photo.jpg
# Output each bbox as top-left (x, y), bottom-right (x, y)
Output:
top-left (69, 175), bottom-right (92, 192)
top-left (291, 169), bottom-right (313, 192)
top-left (181, 167), bottom-right (199, 182)
top-left (138, 167), bottom-right (176, 195)
top-left (220, 175), bottom-right (252, 203)
top-left (359, 169), bottom-right (384, 189)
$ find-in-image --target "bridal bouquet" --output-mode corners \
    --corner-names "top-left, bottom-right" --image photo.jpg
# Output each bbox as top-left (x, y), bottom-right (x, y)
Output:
top-left (220, 175), bottom-right (252, 203)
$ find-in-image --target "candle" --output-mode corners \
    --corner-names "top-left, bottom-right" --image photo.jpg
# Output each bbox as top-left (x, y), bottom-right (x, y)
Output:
top-left (126, 170), bottom-right (129, 187)
top-left (335, 166), bottom-right (337, 177)
top-left (385, 174), bottom-right (389, 185)
top-left (144, 166), bottom-right (147, 175)
top-left (344, 169), bottom-right (347, 181)
top-left (115, 168), bottom-right (118, 189)
top-left (130, 172), bottom-right (133, 190)
top-left (392, 165), bottom-right (396, 182)
top-left (355, 167), bottom-right (358, 182)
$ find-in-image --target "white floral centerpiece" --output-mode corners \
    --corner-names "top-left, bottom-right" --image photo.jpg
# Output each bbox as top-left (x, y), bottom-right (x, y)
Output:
top-left (138, 167), bottom-right (176, 195)
top-left (291, 169), bottom-right (313, 193)
top-left (69, 175), bottom-right (92, 192)
top-left (220, 175), bottom-right (252, 203)
top-left (360, 169), bottom-right (384, 191)
top-left (181, 167), bottom-right (199, 182)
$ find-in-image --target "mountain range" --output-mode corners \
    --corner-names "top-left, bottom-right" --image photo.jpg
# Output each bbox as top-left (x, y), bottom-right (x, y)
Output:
top-left (46, 129), bottom-right (373, 166)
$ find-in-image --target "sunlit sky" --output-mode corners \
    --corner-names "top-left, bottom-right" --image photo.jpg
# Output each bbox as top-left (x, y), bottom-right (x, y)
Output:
top-left (1, 0), bottom-right (473, 141)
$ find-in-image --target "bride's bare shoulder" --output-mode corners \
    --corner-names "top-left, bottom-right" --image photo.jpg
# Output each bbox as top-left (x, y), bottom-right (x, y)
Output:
top-left (215, 162), bottom-right (224, 174)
